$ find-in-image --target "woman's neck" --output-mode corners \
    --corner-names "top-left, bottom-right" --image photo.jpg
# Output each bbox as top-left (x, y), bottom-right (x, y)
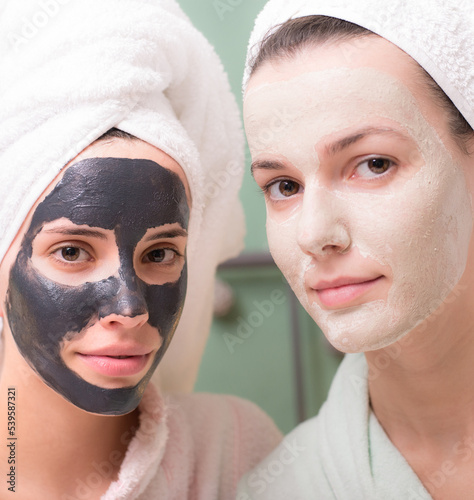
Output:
top-left (366, 280), bottom-right (474, 497)
top-left (368, 294), bottom-right (474, 439)
top-left (0, 346), bottom-right (139, 499)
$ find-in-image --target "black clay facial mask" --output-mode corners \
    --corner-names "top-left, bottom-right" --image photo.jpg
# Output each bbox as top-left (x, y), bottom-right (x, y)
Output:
top-left (5, 158), bottom-right (189, 415)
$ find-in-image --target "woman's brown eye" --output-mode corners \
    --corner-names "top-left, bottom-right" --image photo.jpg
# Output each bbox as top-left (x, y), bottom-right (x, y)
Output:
top-left (148, 249), bottom-right (166, 262)
top-left (146, 248), bottom-right (177, 264)
top-left (61, 247), bottom-right (80, 261)
top-left (368, 158), bottom-right (391, 174)
top-left (279, 180), bottom-right (300, 197)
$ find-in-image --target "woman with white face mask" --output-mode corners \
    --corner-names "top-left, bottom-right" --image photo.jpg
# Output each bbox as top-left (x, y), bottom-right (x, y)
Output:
top-left (0, 1), bottom-right (281, 498)
top-left (239, 0), bottom-right (474, 498)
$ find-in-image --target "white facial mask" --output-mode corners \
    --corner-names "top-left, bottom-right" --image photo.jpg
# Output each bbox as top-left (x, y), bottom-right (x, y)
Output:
top-left (244, 67), bottom-right (473, 352)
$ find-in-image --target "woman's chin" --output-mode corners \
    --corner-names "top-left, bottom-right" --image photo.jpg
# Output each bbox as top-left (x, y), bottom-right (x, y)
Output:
top-left (305, 302), bottom-right (415, 354)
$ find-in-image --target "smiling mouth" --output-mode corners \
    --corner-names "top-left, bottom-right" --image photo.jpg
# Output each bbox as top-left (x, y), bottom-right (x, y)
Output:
top-left (77, 353), bottom-right (152, 377)
top-left (314, 276), bottom-right (383, 308)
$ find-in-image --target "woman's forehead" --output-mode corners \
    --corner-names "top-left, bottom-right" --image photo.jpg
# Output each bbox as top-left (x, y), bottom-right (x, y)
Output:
top-left (28, 158), bottom-right (190, 235)
top-left (73, 137), bottom-right (192, 205)
top-left (244, 66), bottom-right (437, 159)
top-left (244, 36), bottom-right (439, 131)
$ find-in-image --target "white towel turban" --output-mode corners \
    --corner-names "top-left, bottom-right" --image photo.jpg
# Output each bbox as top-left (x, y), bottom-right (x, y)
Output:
top-left (243, 0), bottom-right (474, 129)
top-left (0, 0), bottom-right (245, 392)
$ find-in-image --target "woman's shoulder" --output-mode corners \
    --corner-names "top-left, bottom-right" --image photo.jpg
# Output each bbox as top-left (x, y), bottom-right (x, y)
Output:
top-left (168, 392), bottom-right (278, 421)
top-left (120, 389), bottom-right (281, 500)
top-left (166, 392), bottom-right (282, 451)
top-left (236, 414), bottom-right (323, 500)
top-left (166, 393), bottom-right (282, 483)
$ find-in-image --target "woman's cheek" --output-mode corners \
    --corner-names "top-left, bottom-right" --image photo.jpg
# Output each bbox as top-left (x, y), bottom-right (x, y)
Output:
top-left (266, 209), bottom-right (312, 307)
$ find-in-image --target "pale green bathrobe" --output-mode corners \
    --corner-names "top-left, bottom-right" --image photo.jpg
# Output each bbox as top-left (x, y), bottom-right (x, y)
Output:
top-left (237, 354), bottom-right (432, 500)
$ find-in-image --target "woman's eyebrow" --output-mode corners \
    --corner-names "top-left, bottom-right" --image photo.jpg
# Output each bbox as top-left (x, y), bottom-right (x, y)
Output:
top-left (41, 227), bottom-right (107, 239)
top-left (251, 159), bottom-right (286, 177)
top-left (325, 127), bottom-right (410, 156)
top-left (144, 228), bottom-right (188, 242)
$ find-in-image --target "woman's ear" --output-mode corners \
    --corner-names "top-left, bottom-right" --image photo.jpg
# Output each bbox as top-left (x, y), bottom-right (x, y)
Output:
top-left (460, 133), bottom-right (474, 192)
top-left (0, 293), bottom-right (5, 318)
top-left (467, 134), bottom-right (474, 158)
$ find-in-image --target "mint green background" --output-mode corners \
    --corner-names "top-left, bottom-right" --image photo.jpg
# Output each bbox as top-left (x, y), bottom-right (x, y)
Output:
top-left (177, 0), bottom-right (342, 433)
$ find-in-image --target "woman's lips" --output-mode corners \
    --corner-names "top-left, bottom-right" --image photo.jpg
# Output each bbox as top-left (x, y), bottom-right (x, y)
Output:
top-left (313, 276), bottom-right (383, 308)
top-left (76, 352), bottom-right (151, 377)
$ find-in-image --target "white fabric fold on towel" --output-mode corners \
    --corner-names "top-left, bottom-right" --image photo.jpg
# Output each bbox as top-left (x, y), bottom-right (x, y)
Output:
top-left (243, 0), bottom-right (474, 130)
top-left (0, 0), bottom-right (245, 392)
top-left (237, 354), bottom-right (432, 500)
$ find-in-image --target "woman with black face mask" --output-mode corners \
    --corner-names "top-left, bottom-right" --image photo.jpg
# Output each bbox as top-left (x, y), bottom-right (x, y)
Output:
top-left (0, 1), bottom-right (281, 498)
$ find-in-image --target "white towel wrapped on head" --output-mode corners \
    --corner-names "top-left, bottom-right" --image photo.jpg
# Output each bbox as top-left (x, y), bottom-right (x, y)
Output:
top-left (0, 0), bottom-right (245, 392)
top-left (243, 0), bottom-right (474, 130)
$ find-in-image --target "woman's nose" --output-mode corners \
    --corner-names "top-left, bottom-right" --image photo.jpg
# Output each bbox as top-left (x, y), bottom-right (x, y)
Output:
top-left (98, 274), bottom-right (149, 329)
top-left (296, 187), bottom-right (351, 259)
